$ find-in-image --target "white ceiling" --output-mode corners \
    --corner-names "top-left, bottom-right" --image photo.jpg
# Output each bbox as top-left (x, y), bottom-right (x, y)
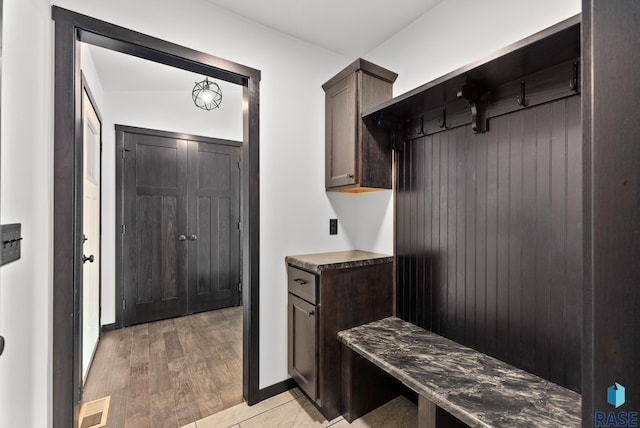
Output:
top-left (86, 0), bottom-right (444, 93)
top-left (204, 0), bottom-right (443, 57)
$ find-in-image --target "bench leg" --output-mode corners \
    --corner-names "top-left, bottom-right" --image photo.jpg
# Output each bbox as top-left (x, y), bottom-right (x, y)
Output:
top-left (341, 344), bottom-right (401, 422)
top-left (418, 395), bottom-right (436, 428)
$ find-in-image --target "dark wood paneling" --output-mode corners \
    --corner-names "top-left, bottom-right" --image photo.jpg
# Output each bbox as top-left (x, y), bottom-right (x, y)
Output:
top-left (396, 95), bottom-right (582, 391)
top-left (583, 0), bottom-right (640, 422)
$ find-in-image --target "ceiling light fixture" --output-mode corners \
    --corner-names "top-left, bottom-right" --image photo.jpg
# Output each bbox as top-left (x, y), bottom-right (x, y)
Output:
top-left (192, 77), bottom-right (222, 110)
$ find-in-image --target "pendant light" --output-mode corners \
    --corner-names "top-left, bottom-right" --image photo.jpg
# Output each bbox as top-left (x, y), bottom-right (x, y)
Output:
top-left (192, 77), bottom-right (222, 110)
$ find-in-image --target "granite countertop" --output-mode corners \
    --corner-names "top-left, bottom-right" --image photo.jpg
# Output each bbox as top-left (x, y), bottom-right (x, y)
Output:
top-left (285, 250), bottom-right (392, 273)
top-left (338, 317), bottom-right (581, 428)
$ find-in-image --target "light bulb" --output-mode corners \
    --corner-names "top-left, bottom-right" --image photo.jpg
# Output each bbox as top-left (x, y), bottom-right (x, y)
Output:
top-left (201, 91), bottom-right (213, 103)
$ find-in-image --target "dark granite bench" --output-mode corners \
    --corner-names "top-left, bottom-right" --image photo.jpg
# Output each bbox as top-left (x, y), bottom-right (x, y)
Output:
top-left (337, 317), bottom-right (581, 428)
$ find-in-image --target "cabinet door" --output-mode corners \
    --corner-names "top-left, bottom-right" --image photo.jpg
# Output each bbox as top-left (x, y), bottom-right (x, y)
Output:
top-left (288, 293), bottom-right (318, 402)
top-left (325, 73), bottom-right (357, 189)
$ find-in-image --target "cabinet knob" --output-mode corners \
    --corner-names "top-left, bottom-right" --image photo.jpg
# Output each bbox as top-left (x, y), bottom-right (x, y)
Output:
top-left (347, 173), bottom-right (355, 179)
top-left (308, 310), bottom-right (315, 317)
top-left (189, 234), bottom-right (198, 241)
top-left (178, 234), bottom-right (187, 241)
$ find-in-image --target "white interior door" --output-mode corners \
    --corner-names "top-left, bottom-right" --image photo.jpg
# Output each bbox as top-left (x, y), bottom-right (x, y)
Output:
top-left (82, 89), bottom-right (101, 384)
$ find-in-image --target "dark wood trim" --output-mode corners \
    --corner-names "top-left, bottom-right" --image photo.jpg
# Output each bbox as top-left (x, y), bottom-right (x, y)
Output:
top-left (53, 16), bottom-right (80, 428)
top-left (114, 127), bottom-right (125, 330)
top-left (52, 7), bottom-right (260, 84)
top-left (581, 1), bottom-right (593, 424)
top-left (243, 77), bottom-right (261, 405)
top-left (363, 14), bottom-right (581, 119)
top-left (582, 0), bottom-right (640, 422)
top-left (100, 323), bottom-right (117, 333)
top-left (114, 124), bottom-right (243, 327)
top-left (52, 7), bottom-right (261, 427)
top-left (322, 58), bottom-right (397, 90)
top-left (115, 125), bottom-right (242, 148)
top-left (258, 378), bottom-right (296, 402)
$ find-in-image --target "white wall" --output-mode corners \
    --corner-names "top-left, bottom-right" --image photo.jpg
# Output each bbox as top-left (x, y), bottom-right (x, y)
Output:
top-left (52, 0), bottom-right (355, 389)
top-left (0, 0), bottom-right (53, 427)
top-left (365, 0), bottom-right (582, 96)
top-left (81, 44), bottom-right (105, 112)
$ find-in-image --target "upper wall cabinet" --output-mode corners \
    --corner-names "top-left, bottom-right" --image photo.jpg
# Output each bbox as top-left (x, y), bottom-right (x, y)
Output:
top-left (323, 59), bottom-right (397, 192)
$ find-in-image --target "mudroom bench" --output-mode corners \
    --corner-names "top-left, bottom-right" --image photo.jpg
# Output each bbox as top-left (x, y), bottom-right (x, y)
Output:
top-left (337, 317), bottom-right (581, 427)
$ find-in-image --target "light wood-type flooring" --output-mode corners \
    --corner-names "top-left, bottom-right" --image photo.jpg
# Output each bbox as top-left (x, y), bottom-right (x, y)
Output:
top-left (184, 388), bottom-right (418, 428)
top-left (81, 306), bottom-right (243, 428)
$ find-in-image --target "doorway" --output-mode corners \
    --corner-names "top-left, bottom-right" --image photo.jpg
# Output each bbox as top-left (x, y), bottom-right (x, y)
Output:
top-left (52, 7), bottom-right (261, 428)
top-left (117, 126), bottom-right (241, 326)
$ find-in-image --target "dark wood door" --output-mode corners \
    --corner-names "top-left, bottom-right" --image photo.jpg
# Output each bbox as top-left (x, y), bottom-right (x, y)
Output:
top-left (123, 132), bottom-right (189, 326)
top-left (122, 128), bottom-right (241, 326)
top-left (187, 141), bottom-right (241, 312)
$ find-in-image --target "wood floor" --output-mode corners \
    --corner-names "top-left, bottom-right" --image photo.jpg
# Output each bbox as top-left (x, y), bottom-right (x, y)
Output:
top-left (81, 306), bottom-right (243, 428)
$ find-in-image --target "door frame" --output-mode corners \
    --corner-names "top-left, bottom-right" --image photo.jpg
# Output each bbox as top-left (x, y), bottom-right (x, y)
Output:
top-left (115, 125), bottom-right (243, 326)
top-left (52, 7), bottom-right (261, 428)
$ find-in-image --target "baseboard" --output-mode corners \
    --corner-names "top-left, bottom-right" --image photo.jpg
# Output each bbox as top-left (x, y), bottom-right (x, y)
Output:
top-left (258, 378), bottom-right (296, 402)
top-left (100, 323), bottom-right (117, 332)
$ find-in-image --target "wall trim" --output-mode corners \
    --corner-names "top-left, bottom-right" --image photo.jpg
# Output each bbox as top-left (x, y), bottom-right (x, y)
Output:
top-left (258, 378), bottom-right (297, 402)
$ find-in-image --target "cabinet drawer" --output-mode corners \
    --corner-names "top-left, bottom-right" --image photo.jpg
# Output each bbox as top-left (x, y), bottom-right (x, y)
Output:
top-left (287, 265), bottom-right (317, 304)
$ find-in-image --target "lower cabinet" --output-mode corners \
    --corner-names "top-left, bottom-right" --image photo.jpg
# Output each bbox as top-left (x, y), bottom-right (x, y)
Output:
top-left (286, 255), bottom-right (393, 419)
top-left (288, 293), bottom-right (318, 402)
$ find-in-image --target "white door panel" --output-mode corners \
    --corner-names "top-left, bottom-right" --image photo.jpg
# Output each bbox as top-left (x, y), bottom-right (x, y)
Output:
top-left (82, 89), bottom-right (101, 384)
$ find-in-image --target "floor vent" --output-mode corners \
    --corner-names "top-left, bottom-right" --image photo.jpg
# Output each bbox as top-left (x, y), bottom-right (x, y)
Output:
top-left (78, 396), bottom-right (110, 428)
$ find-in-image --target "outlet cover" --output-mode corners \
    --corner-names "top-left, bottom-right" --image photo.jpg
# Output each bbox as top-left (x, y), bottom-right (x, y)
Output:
top-left (329, 219), bottom-right (338, 235)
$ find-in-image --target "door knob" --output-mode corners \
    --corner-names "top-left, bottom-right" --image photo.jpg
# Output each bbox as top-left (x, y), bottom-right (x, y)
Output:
top-left (178, 234), bottom-right (187, 241)
top-left (188, 234), bottom-right (198, 241)
top-left (82, 254), bottom-right (94, 264)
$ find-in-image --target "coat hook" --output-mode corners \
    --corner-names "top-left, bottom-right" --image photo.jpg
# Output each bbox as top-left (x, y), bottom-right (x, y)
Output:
top-left (569, 61), bottom-right (579, 92)
top-left (517, 80), bottom-right (527, 107)
top-left (439, 108), bottom-right (448, 129)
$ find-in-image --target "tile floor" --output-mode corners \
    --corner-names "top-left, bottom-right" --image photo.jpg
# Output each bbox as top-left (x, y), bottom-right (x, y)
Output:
top-left (181, 388), bottom-right (418, 428)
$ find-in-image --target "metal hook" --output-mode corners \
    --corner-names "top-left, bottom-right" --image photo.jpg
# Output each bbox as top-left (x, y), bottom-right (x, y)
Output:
top-left (416, 115), bottom-right (425, 136)
top-left (517, 80), bottom-right (527, 107)
top-left (439, 108), bottom-right (448, 129)
top-left (517, 80), bottom-right (527, 106)
top-left (569, 61), bottom-right (579, 92)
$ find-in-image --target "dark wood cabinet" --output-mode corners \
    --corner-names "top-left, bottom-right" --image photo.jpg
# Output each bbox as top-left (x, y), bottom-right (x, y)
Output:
top-left (288, 293), bottom-right (318, 401)
top-left (322, 59), bottom-right (397, 192)
top-left (286, 251), bottom-right (394, 419)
